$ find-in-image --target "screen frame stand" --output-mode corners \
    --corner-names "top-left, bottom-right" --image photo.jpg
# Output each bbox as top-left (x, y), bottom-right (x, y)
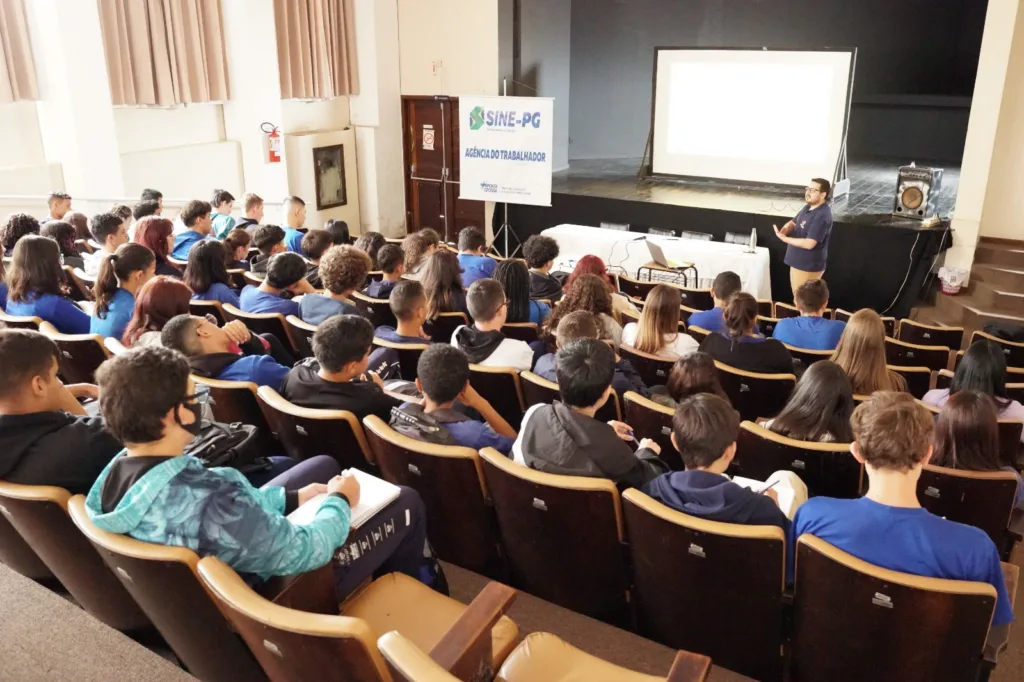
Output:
top-left (491, 78), bottom-right (524, 258)
top-left (832, 134), bottom-right (851, 200)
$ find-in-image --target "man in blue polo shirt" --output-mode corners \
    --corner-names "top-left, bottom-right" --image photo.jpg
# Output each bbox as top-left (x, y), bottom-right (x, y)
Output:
top-left (281, 196), bottom-right (309, 254)
top-left (774, 178), bottom-right (834, 297)
top-left (771, 279), bottom-right (845, 351)
top-left (170, 199), bottom-right (213, 261)
top-left (239, 252), bottom-right (315, 317)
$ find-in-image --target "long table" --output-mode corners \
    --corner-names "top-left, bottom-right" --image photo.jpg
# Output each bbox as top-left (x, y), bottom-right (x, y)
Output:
top-left (542, 224), bottom-right (773, 299)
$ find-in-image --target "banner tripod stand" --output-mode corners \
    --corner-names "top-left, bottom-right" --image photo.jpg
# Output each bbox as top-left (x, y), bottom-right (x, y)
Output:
top-left (488, 78), bottom-right (523, 258)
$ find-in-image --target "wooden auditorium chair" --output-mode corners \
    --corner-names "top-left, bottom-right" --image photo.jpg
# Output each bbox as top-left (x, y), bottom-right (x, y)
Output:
top-left (227, 268), bottom-right (249, 290)
top-left (620, 304), bottom-right (642, 326)
top-left (362, 415), bottom-right (505, 578)
top-left (623, 391), bottom-right (683, 470)
top-left (221, 303), bottom-right (301, 356)
top-left (679, 303), bottom-right (701, 325)
top-left (758, 315), bottom-right (781, 338)
top-left (0, 512), bottom-right (53, 582)
top-left (0, 310), bottom-right (47, 330)
top-left (773, 301), bottom-right (801, 320)
top-left (735, 422), bottom-right (861, 498)
top-left (64, 266), bottom-right (94, 301)
top-left (783, 344), bottom-right (832, 367)
top-left (469, 364), bottom-right (526, 429)
top-left (520, 370), bottom-right (620, 422)
top-left (501, 322), bottom-right (539, 343)
top-left (372, 337), bottom-right (430, 381)
top-left (677, 287), bottom-right (714, 311)
top-left (883, 337), bottom-right (951, 373)
top-left (952, 349), bottom-right (1024, 377)
top-left (835, 308), bottom-right (896, 337)
top-left (285, 314), bottom-right (318, 358)
top-left (103, 337), bottom-right (129, 355)
top-left (197, 556), bottom-right (520, 682)
top-left (756, 299), bottom-right (774, 318)
top-left (192, 375), bottom-right (275, 438)
top-left (616, 273), bottom-right (658, 300)
top-left (898, 318), bottom-right (964, 350)
top-left (189, 299), bottom-right (227, 326)
top-left (425, 312), bottom-right (470, 345)
top-left (887, 365), bottom-right (933, 399)
top-left (242, 270), bottom-right (264, 286)
top-left (43, 330), bottom-right (112, 384)
top-left (970, 330), bottom-right (1024, 368)
top-left (714, 362), bottom-right (796, 422)
top-left (478, 448), bottom-right (631, 626)
top-left (619, 344), bottom-right (676, 387)
top-left (352, 291), bottom-right (398, 330)
top-left (622, 489), bottom-right (785, 682)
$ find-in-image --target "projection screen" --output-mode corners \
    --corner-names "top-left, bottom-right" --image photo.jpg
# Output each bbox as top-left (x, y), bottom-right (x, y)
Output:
top-left (651, 48), bottom-right (855, 187)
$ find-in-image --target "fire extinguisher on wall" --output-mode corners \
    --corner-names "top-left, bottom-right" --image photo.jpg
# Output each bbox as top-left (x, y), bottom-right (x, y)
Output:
top-left (261, 122), bottom-right (281, 163)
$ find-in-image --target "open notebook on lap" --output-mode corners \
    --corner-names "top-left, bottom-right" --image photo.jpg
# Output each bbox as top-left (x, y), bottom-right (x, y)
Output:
top-left (288, 469), bottom-right (401, 529)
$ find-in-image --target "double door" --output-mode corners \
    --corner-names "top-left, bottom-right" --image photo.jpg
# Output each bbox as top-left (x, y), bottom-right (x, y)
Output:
top-left (402, 96), bottom-right (486, 243)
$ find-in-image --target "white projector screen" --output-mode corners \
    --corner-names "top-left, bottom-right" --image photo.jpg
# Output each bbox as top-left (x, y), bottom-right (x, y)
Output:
top-left (651, 49), bottom-right (854, 187)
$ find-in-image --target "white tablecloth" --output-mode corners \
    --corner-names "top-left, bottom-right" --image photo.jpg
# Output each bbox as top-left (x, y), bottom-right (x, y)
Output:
top-left (542, 224), bottom-right (773, 299)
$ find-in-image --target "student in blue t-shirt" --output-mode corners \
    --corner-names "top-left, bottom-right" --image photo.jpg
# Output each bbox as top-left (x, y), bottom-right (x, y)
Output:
top-left (299, 246), bottom-right (371, 325)
top-left (687, 271), bottom-right (751, 336)
top-left (771, 279), bottom-right (845, 351)
top-left (391, 344), bottom-right (517, 455)
top-left (281, 196), bottom-right (308, 254)
top-left (239, 252), bottom-right (315, 317)
top-left (161, 314), bottom-right (291, 391)
top-left (184, 240), bottom-right (241, 308)
top-left (170, 199), bottom-right (214, 261)
top-left (774, 178), bottom-right (834, 297)
top-left (5, 235), bottom-right (90, 334)
top-left (789, 391), bottom-right (1014, 629)
top-left (90, 243), bottom-right (156, 340)
top-left (374, 280), bottom-right (432, 344)
top-left (455, 226), bottom-right (497, 287)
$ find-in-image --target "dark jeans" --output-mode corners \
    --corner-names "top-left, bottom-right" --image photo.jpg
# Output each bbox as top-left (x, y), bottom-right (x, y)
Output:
top-left (259, 333), bottom-right (297, 368)
top-left (259, 455), bottom-right (341, 489)
top-left (245, 456), bottom-right (298, 488)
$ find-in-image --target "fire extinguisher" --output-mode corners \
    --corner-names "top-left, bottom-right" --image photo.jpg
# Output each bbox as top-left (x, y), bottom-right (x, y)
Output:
top-left (261, 122), bottom-right (281, 164)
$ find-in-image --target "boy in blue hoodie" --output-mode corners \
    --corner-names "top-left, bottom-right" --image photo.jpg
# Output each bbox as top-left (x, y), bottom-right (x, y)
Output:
top-left (85, 346), bottom-right (443, 597)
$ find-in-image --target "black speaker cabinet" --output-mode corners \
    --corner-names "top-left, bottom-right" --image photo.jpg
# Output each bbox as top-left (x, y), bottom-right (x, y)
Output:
top-left (893, 165), bottom-right (943, 220)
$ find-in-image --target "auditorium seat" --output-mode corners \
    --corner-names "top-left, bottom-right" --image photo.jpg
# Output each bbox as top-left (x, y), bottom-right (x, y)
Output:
top-left (686, 324), bottom-right (711, 344)
top-left (257, 386), bottom-right (373, 470)
top-left (189, 299), bottom-right (226, 326)
top-left (623, 391), bottom-right (683, 470)
top-left (773, 302), bottom-right (800, 319)
top-left (918, 400), bottom-right (1022, 470)
top-left (0, 508), bottom-right (54, 582)
top-left (192, 375), bottom-right (275, 442)
top-left (735, 421), bottom-right (861, 498)
top-left (469, 365), bottom-right (526, 429)
top-left (758, 316), bottom-right (780, 338)
top-left (679, 303), bottom-right (700, 324)
top-left (0, 481), bottom-right (152, 634)
top-left (44, 331), bottom-right (111, 384)
top-left (64, 266), bottom-right (94, 301)
top-left (970, 330), bottom-right (1024, 368)
top-left (242, 270), bottom-right (263, 286)
top-left (221, 303), bottom-right (301, 356)
top-left (619, 344), bottom-right (676, 387)
top-left (0, 310), bottom-right (46, 330)
top-left (791, 534), bottom-right (1005, 682)
top-left (68, 496), bottom-right (269, 682)
top-left (366, 269), bottom-right (385, 283)
top-left (352, 291), bottom-right (398, 329)
top-left (783, 344), bottom-right (832, 366)
top-left (886, 365), bottom-right (932, 399)
top-left (898, 319), bottom-right (964, 350)
top-left (835, 308), bottom-right (895, 337)
top-left (378, 630), bottom-right (713, 682)
top-left (935, 368), bottom-right (1024, 402)
top-left (285, 314), bottom-right (317, 358)
top-left (362, 415), bottom-right (504, 578)
top-left (677, 287), bottom-right (714, 312)
top-left (227, 268), bottom-right (249, 290)
top-left (372, 337), bottom-right (429, 381)
top-left (620, 305), bottom-right (642, 325)
top-left (714, 363), bottom-right (796, 422)
top-left (616, 273), bottom-right (658, 300)
top-left (520, 370), bottom-right (620, 421)
top-left (501, 322), bottom-right (539, 343)
top-left (479, 448), bottom-right (631, 626)
top-left (622, 489), bottom-right (784, 682)
top-left (756, 299), bottom-right (774, 318)
top-left (426, 312), bottom-right (470, 344)
top-left (883, 337), bottom-right (951, 373)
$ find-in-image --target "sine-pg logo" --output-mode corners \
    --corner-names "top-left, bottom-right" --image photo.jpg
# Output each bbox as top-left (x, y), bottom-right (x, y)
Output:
top-left (469, 106), bottom-right (542, 130)
top-left (470, 106), bottom-right (486, 130)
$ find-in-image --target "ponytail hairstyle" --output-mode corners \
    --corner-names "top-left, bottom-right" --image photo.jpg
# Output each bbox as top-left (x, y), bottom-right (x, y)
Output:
top-left (94, 243), bottom-right (155, 319)
top-left (221, 228), bottom-right (251, 268)
top-left (634, 284), bottom-right (681, 354)
top-left (722, 292), bottom-right (758, 340)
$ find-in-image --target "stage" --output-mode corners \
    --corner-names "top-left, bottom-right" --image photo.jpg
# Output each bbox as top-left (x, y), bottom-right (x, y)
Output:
top-left (503, 157), bottom-right (955, 316)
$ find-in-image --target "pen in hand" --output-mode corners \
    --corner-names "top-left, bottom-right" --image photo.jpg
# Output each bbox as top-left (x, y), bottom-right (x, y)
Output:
top-left (758, 480), bottom-right (779, 495)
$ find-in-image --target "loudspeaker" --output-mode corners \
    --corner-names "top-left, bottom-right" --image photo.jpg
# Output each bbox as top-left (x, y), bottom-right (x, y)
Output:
top-left (893, 165), bottom-right (943, 220)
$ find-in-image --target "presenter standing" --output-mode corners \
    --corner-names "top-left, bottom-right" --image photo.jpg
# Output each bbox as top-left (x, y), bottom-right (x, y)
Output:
top-left (774, 178), bottom-right (833, 296)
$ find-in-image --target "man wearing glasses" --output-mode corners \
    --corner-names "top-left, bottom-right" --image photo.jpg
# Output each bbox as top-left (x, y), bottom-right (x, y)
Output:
top-left (773, 178), bottom-right (834, 296)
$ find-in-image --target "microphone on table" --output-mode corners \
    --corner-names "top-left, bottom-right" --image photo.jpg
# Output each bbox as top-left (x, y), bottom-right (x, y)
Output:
top-left (628, 235), bottom-right (647, 242)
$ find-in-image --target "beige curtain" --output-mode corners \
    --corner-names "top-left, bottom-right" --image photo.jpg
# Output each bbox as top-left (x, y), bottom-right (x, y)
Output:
top-left (98, 0), bottom-right (229, 106)
top-left (275, 0), bottom-right (358, 99)
top-left (0, 0), bottom-right (39, 103)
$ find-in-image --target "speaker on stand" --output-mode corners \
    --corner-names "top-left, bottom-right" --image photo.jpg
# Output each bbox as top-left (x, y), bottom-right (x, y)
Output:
top-left (893, 164), bottom-right (943, 220)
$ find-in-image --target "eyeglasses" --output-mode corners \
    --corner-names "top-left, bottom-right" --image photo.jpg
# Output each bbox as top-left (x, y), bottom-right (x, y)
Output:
top-left (183, 385), bottom-right (211, 405)
top-left (805, 187), bottom-right (822, 193)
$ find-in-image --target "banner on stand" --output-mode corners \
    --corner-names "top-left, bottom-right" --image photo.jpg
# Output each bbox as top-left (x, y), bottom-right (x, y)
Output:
top-left (459, 95), bottom-right (554, 206)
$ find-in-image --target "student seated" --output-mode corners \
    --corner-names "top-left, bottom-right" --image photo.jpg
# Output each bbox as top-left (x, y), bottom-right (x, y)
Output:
top-left (771, 279), bottom-right (845, 350)
top-left (687, 271), bottom-right (743, 334)
top-left (42, 191), bottom-right (72, 224)
top-left (699, 292), bottom-right (794, 375)
top-left (514, 338), bottom-right (669, 489)
top-left (281, 196), bottom-right (309, 253)
top-left (493, 259), bottom-right (551, 325)
top-left (210, 189), bottom-right (237, 239)
top-left (830, 309), bottom-right (906, 394)
top-left (622, 284), bottom-right (699, 358)
top-left (132, 199), bottom-right (160, 224)
top-left (364, 243), bottom-right (404, 299)
top-left (235, 193), bottom-right (264, 233)
top-left (323, 219), bottom-right (350, 246)
top-left (422, 250), bottom-right (469, 321)
top-left (451, 279), bottom-right (533, 371)
top-left (650, 351), bottom-right (728, 409)
top-left (281, 315), bottom-right (403, 421)
top-left (184, 240), bottom-right (240, 307)
top-left (790, 391), bottom-right (1014, 627)
top-left (456, 226), bottom-right (497, 287)
top-left (250, 224), bottom-right (287, 276)
top-left (0, 329), bottom-right (121, 494)
top-left (923, 340), bottom-right (1024, 429)
top-left (222, 228), bottom-right (252, 271)
top-left (376, 280), bottom-right (431, 344)
top-left (6, 235), bottom-right (91, 334)
top-left (83, 212), bottom-right (129, 276)
top-left (354, 231), bottom-right (387, 269)
top-left (84, 346), bottom-right (443, 598)
top-left (763, 361), bottom-right (854, 442)
top-left (563, 255), bottom-right (639, 320)
top-left (162, 314), bottom-right (291, 391)
top-left (402, 228), bottom-right (440, 281)
top-left (523, 234), bottom-right (563, 302)
top-left (133, 216), bottom-right (182, 278)
top-left (300, 229), bottom-right (333, 290)
top-left (534, 310), bottom-right (648, 400)
top-left (90, 243), bottom-right (156, 340)
top-left (122, 277), bottom-right (193, 348)
top-left (299, 245), bottom-right (371, 325)
top-left (391, 344), bottom-right (516, 455)
top-left (541, 274), bottom-right (623, 347)
top-left (933, 390), bottom-right (1024, 509)
top-left (240, 253), bottom-right (315, 316)
top-left (170, 200), bottom-right (213, 261)
top-left (41, 220), bottom-right (86, 270)
top-left (1, 212), bottom-right (40, 257)
top-left (643, 393), bottom-right (805, 532)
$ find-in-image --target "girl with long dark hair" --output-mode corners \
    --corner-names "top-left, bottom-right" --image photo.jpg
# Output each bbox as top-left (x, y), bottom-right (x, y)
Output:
top-left (421, 250), bottom-right (468, 320)
top-left (6, 235), bottom-right (90, 333)
top-left (493, 259), bottom-right (550, 324)
top-left (90, 243), bottom-right (156, 339)
top-left (184, 240), bottom-right (240, 307)
top-left (40, 220), bottom-right (85, 270)
top-left (133, 216), bottom-right (181, 278)
top-left (765, 360), bottom-right (854, 442)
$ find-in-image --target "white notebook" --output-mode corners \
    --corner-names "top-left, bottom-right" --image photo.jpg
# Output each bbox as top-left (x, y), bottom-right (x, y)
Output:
top-left (287, 469), bottom-right (401, 529)
top-left (732, 476), bottom-right (797, 520)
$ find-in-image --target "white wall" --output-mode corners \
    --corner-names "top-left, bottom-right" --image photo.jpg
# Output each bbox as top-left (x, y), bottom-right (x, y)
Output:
top-left (284, 128), bottom-right (361, 230)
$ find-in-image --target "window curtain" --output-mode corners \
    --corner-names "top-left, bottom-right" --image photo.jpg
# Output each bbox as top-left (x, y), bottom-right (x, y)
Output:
top-left (275, 0), bottom-right (358, 99)
top-left (0, 0), bottom-right (39, 103)
top-left (98, 0), bottom-right (229, 106)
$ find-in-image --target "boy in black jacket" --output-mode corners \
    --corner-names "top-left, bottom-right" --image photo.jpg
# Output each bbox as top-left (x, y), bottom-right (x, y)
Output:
top-left (523, 235), bottom-right (564, 302)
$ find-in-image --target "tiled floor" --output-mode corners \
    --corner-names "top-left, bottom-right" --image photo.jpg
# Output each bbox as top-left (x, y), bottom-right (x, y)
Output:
top-left (554, 157), bottom-right (960, 224)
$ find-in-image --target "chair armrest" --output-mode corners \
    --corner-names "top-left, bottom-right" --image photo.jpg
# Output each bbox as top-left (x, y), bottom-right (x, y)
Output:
top-left (429, 581), bottom-right (517, 679)
top-left (1008, 508), bottom-right (1024, 544)
top-left (665, 649), bottom-right (713, 682)
top-left (262, 563), bottom-right (338, 615)
top-left (984, 563), bottom-right (1020, 664)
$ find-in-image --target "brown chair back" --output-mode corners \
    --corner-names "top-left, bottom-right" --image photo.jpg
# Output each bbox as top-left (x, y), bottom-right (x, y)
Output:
top-left (935, 369), bottom-right (953, 390)
top-left (898, 319), bottom-right (964, 349)
top-left (64, 266), bottom-right (94, 301)
top-left (46, 331), bottom-right (111, 384)
top-left (363, 416), bottom-right (504, 578)
top-left (679, 304), bottom-right (700, 324)
top-left (285, 315), bottom-right (318, 358)
top-left (190, 299), bottom-right (227, 326)
top-left (884, 337), bottom-right (950, 373)
top-left (192, 375), bottom-right (275, 439)
top-left (257, 386), bottom-right (373, 470)
top-left (791, 535), bottom-right (996, 682)
top-left (917, 466), bottom-right (1018, 548)
top-left (468, 365), bottom-right (526, 430)
top-left (616, 274), bottom-right (658, 300)
top-left (773, 302), bottom-right (800, 319)
top-left (756, 299), bottom-right (773, 317)
top-left (0, 310), bottom-right (45, 330)
top-left (242, 270), bottom-right (264, 286)
top-left (227, 269), bottom-right (249, 290)
top-left (623, 391), bottom-right (683, 470)
top-left (67, 496), bottom-right (268, 682)
top-left (222, 304), bottom-right (300, 355)
top-left (377, 631), bottom-right (461, 682)
top-left (677, 287), bottom-right (714, 311)
top-left (501, 322), bottom-right (538, 343)
top-left (479, 448), bottom-right (630, 626)
top-left (783, 344), bottom-right (832, 367)
top-left (686, 325), bottom-right (710, 344)
top-left (835, 309), bottom-right (896, 337)
top-left (0, 509), bottom-right (53, 581)
top-left (758, 316), bottom-right (781, 338)
top-left (735, 422), bottom-right (861, 498)
top-left (619, 344), bottom-right (675, 387)
top-left (887, 365), bottom-right (932, 399)
top-left (425, 312), bottom-right (469, 345)
top-left (351, 291), bottom-right (398, 330)
top-left (519, 371), bottom-right (618, 421)
top-left (623, 490), bottom-right (785, 682)
top-left (373, 337), bottom-right (429, 381)
top-left (971, 330), bottom-right (1024, 368)
top-left (0, 482), bottom-right (150, 632)
top-left (715, 363), bottom-right (796, 422)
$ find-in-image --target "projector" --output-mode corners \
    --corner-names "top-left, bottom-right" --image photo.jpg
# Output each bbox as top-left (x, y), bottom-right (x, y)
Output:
top-left (893, 165), bottom-right (943, 220)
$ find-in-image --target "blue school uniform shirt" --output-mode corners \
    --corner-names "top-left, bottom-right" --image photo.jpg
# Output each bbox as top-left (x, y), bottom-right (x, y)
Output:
top-left (457, 254), bottom-right (497, 287)
top-left (239, 286), bottom-right (300, 317)
top-left (192, 282), bottom-right (240, 308)
top-left (283, 227), bottom-right (306, 254)
top-left (374, 326), bottom-right (430, 344)
top-left (528, 300), bottom-right (551, 325)
top-left (89, 288), bottom-right (135, 339)
top-left (171, 230), bottom-right (205, 261)
top-left (688, 307), bottom-right (761, 336)
top-left (785, 203), bottom-right (833, 273)
top-left (7, 293), bottom-right (90, 334)
top-left (791, 496), bottom-right (1013, 626)
top-left (771, 316), bottom-right (846, 351)
top-left (218, 355), bottom-right (290, 391)
top-left (298, 294), bottom-right (362, 325)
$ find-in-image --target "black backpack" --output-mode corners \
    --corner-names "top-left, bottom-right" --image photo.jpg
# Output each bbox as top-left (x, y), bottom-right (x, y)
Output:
top-left (389, 405), bottom-right (464, 447)
top-left (982, 322), bottom-right (1024, 344)
top-left (184, 421), bottom-right (272, 475)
